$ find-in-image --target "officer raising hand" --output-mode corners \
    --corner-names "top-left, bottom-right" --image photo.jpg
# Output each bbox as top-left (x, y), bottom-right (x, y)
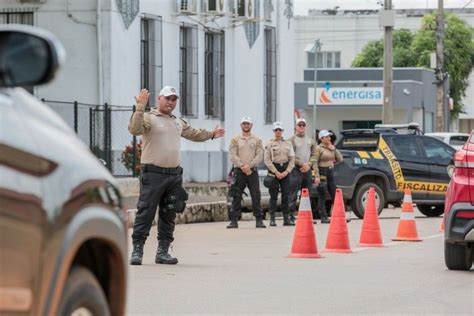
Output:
top-left (128, 86), bottom-right (225, 266)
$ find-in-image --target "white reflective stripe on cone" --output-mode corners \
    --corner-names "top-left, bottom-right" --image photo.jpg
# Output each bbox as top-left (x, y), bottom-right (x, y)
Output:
top-left (403, 194), bottom-right (412, 203)
top-left (400, 211), bottom-right (415, 220)
top-left (298, 196), bottom-right (312, 211)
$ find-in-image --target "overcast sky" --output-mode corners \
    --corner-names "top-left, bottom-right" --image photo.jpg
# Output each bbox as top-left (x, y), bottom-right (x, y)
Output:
top-left (293, 0), bottom-right (474, 16)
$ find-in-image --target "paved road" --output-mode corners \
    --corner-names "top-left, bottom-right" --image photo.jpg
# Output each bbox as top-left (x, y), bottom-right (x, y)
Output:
top-left (126, 208), bottom-right (473, 315)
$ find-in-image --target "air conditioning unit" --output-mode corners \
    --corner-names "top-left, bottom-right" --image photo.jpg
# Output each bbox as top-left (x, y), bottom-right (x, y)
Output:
top-left (205, 0), bottom-right (225, 16)
top-left (176, 0), bottom-right (198, 16)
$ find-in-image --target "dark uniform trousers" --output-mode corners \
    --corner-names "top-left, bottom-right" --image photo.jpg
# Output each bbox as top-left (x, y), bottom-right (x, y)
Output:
top-left (269, 162), bottom-right (290, 218)
top-left (132, 166), bottom-right (183, 244)
top-left (317, 167), bottom-right (337, 218)
top-left (289, 168), bottom-right (313, 214)
top-left (229, 168), bottom-right (263, 221)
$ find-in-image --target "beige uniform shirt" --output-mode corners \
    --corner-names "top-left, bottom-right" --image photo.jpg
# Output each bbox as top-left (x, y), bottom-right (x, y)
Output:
top-left (128, 108), bottom-right (213, 168)
top-left (264, 138), bottom-right (295, 174)
top-left (311, 144), bottom-right (343, 177)
top-left (289, 134), bottom-right (317, 168)
top-left (229, 134), bottom-right (264, 168)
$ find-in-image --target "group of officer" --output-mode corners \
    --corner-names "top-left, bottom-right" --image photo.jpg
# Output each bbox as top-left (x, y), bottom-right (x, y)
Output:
top-left (227, 116), bottom-right (343, 229)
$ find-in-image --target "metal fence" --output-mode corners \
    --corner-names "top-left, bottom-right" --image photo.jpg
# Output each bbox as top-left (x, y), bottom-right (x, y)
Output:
top-left (42, 99), bottom-right (139, 177)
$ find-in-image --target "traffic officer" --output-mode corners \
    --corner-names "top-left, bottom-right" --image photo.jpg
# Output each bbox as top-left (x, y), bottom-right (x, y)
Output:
top-left (311, 130), bottom-right (343, 223)
top-left (289, 118), bottom-right (318, 222)
top-left (128, 86), bottom-right (225, 265)
top-left (264, 122), bottom-right (295, 226)
top-left (227, 116), bottom-right (266, 229)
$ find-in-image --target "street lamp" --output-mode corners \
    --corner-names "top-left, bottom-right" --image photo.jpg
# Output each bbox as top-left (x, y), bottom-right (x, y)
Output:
top-left (309, 39), bottom-right (322, 139)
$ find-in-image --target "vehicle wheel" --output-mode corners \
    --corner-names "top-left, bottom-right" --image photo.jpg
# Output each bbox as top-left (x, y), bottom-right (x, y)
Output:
top-left (58, 266), bottom-right (110, 316)
top-left (350, 182), bottom-right (385, 219)
top-left (444, 242), bottom-right (473, 271)
top-left (417, 204), bottom-right (444, 217)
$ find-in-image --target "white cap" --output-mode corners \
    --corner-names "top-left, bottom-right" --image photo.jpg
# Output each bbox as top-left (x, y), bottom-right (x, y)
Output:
top-left (273, 122), bottom-right (284, 131)
top-left (241, 116), bottom-right (252, 124)
top-left (319, 130), bottom-right (332, 139)
top-left (296, 118), bottom-right (307, 125)
top-left (159, 85), bottom-right (179, 98)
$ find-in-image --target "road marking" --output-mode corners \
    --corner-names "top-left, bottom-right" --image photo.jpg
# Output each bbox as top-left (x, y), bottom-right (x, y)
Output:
top-left (352, 233), bottom-right (443, 252)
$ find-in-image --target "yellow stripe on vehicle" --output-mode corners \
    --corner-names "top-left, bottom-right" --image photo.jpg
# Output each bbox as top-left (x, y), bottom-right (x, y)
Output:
top-left (357, 151), bottom-right (371, 159)
top-left (370, 151), bottom-right (384, 159)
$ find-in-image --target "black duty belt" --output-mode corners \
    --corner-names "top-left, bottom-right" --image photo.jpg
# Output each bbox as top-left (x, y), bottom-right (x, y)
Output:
top-left (142, 164), bottom-right (183, 175)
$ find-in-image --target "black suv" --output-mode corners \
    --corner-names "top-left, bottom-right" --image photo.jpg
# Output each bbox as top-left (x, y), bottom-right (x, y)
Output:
top-left (333, 123), bottom-right (455, 219)
top-left (0, 25), bottom-right (127, 315)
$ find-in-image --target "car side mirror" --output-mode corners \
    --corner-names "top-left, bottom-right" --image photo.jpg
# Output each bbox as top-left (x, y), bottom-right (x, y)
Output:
top-left (0, 25), bottom-right (65, 87)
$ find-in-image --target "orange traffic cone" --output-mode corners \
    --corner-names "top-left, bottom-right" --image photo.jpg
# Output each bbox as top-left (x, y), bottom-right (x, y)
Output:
top-left (392, 189), bottom-right (422, 242)
top-left (325, 189), bottom-right (352, 253)
top-left (359, 187), bottom-right (384, 247)
top-left (289, 188), bottom-right (322, 258)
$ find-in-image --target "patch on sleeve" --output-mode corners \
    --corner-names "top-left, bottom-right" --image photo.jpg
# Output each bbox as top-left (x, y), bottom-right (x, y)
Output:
top-left (230, 137), bottom-right (238, 146)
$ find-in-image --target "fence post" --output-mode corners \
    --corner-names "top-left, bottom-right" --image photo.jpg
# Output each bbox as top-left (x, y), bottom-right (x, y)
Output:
top-left (104, 103), bottom-right (112, 172)
top-left (89, 107), bottom-right (93, 152)
top-left (132, 105), bottom-right (137, 177)
top-left (73, 101), bottom-right (78, 133)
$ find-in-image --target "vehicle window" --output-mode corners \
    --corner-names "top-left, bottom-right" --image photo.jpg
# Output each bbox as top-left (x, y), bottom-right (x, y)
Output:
top-left (471, 135), bottom-right (474, 144)
top-left (449, 136), bottom-right (468, 146)
top-left (337, 135), bottom-right (379, 151)
top-left (420, 136), bottom-right (455, 164)
top-left (430, 135), bottom-right (444, 141)
top-left (386, 136), bottom-right (423, 161)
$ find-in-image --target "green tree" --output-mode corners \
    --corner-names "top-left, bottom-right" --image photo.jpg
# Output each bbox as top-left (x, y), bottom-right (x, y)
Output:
top-left (352, 14), bottom-right (474, 117)
top-left (352, 29), bottom-right (416, 67)
top-left (412, 13), bottom-right (474, 116)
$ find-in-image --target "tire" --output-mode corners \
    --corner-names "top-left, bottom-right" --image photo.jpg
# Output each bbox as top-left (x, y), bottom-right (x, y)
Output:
top-left (350, 182), bottom-right (385, 219)
top-left (444, 242), bottom-right (473, 271)
top-left (58, 266), bottom-right (110, 316)
top-left (417, 204), bottom-right (444, 217)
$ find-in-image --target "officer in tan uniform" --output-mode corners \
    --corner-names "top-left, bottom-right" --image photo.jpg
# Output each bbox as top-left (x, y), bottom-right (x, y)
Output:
top-left (289, 118), bottom-right (318, 222)
top-left (227, 116), bottom-right (266, 229)
top-left (264, 122), bottom-right (295, 226)
top-left (128, 86), bottom-right (225, 265)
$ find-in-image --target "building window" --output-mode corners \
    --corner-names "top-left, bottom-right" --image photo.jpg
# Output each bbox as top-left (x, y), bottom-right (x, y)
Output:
top-left (180, 24), bottom-right (198, 117)
top-left (264, 26), bottom-right (276, 124)
top-left (141, 15), bottom-right (162, 108)
top-left (205, 31), bottom-right (225, 119)
top-left (0, 12), bottom-right (34, 25)
top-left (307, 51), bottom-right (341, 69)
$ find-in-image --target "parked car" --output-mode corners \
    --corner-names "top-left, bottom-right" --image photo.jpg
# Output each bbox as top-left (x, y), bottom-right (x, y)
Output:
top-left (0, 25), bottom-right (127, 315)
top-left (425, 132), bottom-right (470, 150)
top-left (444, 130), bottom-right (474, 270)
top-left (333, 123), bottom-right (455, 219)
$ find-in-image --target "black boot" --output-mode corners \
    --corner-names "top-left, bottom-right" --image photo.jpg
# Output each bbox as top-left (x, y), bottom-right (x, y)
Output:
top-left (269, 213), bottom-right (277, 226)
top-left (130, 240), bottom-right (145, 265)
top-left (227, 220), bottom-right (238, 229)
top-left (256, 218), bottom-right (266, 228)
top-left (283, 213), bottom-right (294, 226)
top-left (289, 212), bottom-right (296, 225)
top-left (155, 241), bottom-right (178, 265)
top-left (320, 210), bottom-right (330, 224)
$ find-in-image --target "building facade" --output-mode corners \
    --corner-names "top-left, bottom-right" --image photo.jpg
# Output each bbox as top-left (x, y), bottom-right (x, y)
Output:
top-left (294, 8), bottom-right (474, 134)
top-left (0, 0), bottom-right (296, 181)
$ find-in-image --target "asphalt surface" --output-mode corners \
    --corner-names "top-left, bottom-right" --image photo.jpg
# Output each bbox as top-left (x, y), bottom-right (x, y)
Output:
top-left (126, 208), bottom-right (474, 315)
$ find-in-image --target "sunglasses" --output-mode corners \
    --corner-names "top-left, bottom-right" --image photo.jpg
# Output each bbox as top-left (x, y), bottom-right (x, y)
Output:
top-left (297, 124), bottom-right (306, 127)
top-left (241, 122), bottom-right (251, 125)
top-left (274, 128), bottom-right (283, 132)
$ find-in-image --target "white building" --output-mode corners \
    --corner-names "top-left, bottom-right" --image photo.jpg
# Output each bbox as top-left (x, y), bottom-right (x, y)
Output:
top-left (294, 8), bottom-right (474, 134)
top-left (0, 0), bottom-right (296, 182)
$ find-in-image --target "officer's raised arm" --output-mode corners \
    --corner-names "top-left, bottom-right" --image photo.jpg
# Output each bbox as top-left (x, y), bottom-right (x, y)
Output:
top-left (128, 89), bottom-right (151, 136)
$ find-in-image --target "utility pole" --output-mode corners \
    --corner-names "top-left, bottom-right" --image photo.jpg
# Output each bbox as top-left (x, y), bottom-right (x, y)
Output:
top-left (436, 0), bottom-right (445, 132)
top-left (312, 39), bottom-right (322, 139)
top-left (381, 0), bottom-right (394, 124)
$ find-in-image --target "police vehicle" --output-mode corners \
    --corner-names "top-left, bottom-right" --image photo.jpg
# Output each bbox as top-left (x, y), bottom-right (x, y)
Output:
top-left (333, 123), bottom-right (455, 219)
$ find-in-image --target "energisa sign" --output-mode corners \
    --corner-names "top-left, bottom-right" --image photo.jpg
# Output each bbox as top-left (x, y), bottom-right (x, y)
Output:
top-left (308, 85), bottom-right (383, 106)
